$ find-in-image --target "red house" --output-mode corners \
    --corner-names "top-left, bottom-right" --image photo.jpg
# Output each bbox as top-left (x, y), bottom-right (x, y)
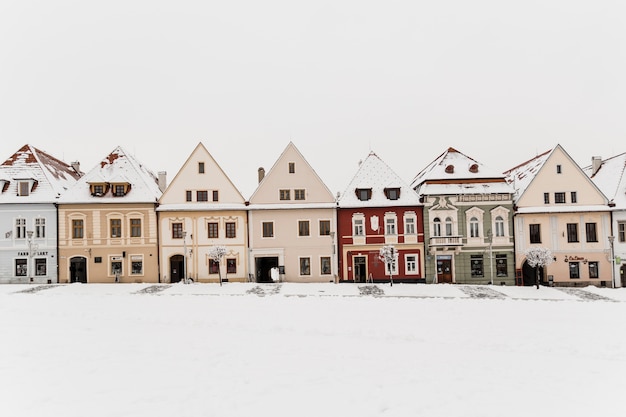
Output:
top-left (337, 152), bottom-right (425, 283)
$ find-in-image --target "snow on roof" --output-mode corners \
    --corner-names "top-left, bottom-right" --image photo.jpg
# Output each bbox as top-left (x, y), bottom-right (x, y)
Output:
top-left (412, 147), bottom-right (512, 196)
top-left (502, 149), bottom-right (552, 198)
top-left (583, 152), bottom-right (626, 207)
top-left (337, 151), bottom-right (421, 208)
top-left (59, 146), bottom-right (162, 204)
top-left (0, 144), bottom-right (82, 203)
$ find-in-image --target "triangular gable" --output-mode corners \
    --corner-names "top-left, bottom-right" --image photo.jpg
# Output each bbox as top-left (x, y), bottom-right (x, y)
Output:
top-left (338, 151), bottom-right (420, 208)
top-left (248, 142), bottom-right (335, 205)
top-left (509, 144), bottom-right (608, 208)
top-left (159, 142), bottom-right (245, 206)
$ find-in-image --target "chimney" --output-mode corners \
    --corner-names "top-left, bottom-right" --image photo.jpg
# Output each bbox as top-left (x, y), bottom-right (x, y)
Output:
top-left (158, 171), bottom-right (167, 192)
top-left (71, 161), bottom-right (80, 173)
top-left (258, 167), bottom-right (265, 183)
top-left (591, 156), bottom-right (602, 176)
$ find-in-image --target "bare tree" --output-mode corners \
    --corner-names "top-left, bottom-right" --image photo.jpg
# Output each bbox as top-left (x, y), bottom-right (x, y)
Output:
top-left (208, 245), bottom-right (228, 286)
top-left (379, 245), bottom-right (397, 286)
top-left (524, 247), bottom-right (555, 289)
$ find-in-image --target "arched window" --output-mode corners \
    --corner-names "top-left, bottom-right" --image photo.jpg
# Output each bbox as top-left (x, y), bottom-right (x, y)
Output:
top-left (445, 217), bottom-right (453, 236)
top-left (470, 216), bottom-right (479, 238)
top-left (495, 216), bottom-right (504, 237)
top-left (433, 217), bottom-right (441, 237)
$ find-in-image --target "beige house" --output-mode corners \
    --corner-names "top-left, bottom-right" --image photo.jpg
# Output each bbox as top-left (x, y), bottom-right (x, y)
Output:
top-left (58, 147), bottom-right (164, 283)
top-left (157, 143), bottom-right (248, 283)
top-left (505, 144), bottom-right (613, 287)
top-left (248, 142), bottom-right (336, 283)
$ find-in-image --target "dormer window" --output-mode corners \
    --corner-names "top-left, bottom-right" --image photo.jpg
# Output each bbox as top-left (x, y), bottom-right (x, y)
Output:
top-left (0, 179), bottom-right (9, 193)
top-left (445, 165), bottom-right (454, 174)
top-left (384, 188), bottom-right (400, 200)
top-left (89, 182), bottom-right (109, 197)
top-left (17, 179), bottom-right (37, 196)
top-left (469, 164), bottom-right (479, 173)
top-left (112, 183), bottom-right (130, 197)
top-left (356, 188), bottom-right (372, 201)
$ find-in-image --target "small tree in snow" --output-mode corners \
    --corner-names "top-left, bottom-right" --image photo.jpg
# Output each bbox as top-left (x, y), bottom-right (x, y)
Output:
top-left (379, 245), bottom-right (397, 286)
top-left (524, 247), bottom-right (555, 289)
top-left (208, 245), bottom-right (228, 286)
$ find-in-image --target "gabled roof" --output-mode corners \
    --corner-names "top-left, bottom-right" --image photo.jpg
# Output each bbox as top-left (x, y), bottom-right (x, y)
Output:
top-left (0, 144), bottom-right (82, 203)
top-left (337, 151), bottom-right (421, 208)
top-left (248, 142), bottom-right (335, 208)
top-left (411, 147), bottom-right (512, 196)
top-left (503, 149), bottom-right (552, 199)
top-left (583, 152), bottom-right (626, 207)
top-left (59, 146), bottom-right (162, 204)
top-left (158, 142), bottom-right (246, 211)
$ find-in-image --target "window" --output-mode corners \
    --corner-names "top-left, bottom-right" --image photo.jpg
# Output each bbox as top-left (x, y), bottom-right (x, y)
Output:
top-left (585, 223), bottom-right (597, 242)
top-left (320, 257), bottom-right (331, 275)
top-left (445, 217), bottom-right (453, 236)
top-left (172, 223), bottom-right (183, 239)
top-left (111, 259), bottom-right (122, 276)
top-left (198, 162), bottom-right (205, 173)
top-left (186, 190), bottom-right (192, 202)
top-left (569, 262), bottom-right (580, 279)
top-left (529, 224), bottom-right (541, 243)
top-left (353, 217), bottom-right (364, 236)
top-left (567, 223), bottom-right (578, 243)
top-left (15, 259), bottom-right (27, 276)
top-left (262, 222), bottom-right (274, 238)
top-left (131, 256), bottom-right (143, 275)
top-left (19, 181), bottom-right (29, 196)
top-left (385, 217), bottom-right (396, 235)
top-left (556, 164), bottom-right (562, 174)
top-left (110, 219), bottom-right (122, 238)
top-left (212, 190), bottom-right (219, 202)
top-left (294, 189), bottom-right (306, 200)
top-left (298, 220), bottom-right (310, 237)
top-left (227, 258), bottom-right (237, 274)
top-left (356, 188), bottom-right (372, 201)
top-left (471, 255), bottom-right (484, 277)
top-left (33, 218), bottom-right (45, 238)
top-left (384, 188), bottom-right (400, 200)
top-left (571, 192), bottom-right (577, 203)
top-left (130, 219), bottom-right (141, 237)
top-left (113, 185), bottom-right (126, 197)
top-left (544, 193), bottom-right (550, 204)
top-left (16, 218), bottom-right (26, 239)
top-left (470, 217), bottom-right (479, 238)
top-left (72, 219), bottom-right (84, 239)
top-left (92, 184), bottom-right (104, 196)
top-left (197, 191), bottom-right (208, 202)
top-left (619, 222), bottom-right (626, 243)
top-left (495, 216), bottom-right (504, 237)
top-left (405, 255), bottom-right (418, 274)
top-left (208, 222), bottom-right (219, 239)
top-left (496, 254), bottom-right (508, 277)
top-left (279, 189), bottom-right (290, 200)
top-left (384, 255), bottom-right (398, 275)
top-left (319, 220), bottom-right (331, 236)
top-left (433, 218), bottom-right (441, 237)
top-left (300, 257), bottom-right (311, 276)
top-left (588, 261), bottom-right (599, 279)
top-left (289, 162), bottom-right (295, 173)
top-left (405, 217), bottom-right (415, 235)
top-left (209, 259), bottom-right (220, 274)
top-left (35, 258), bottom-right (47, 276)
top-left (555, 192), bottom-right (566, 204)
top-left (226, 222), bottom-right (236, 238)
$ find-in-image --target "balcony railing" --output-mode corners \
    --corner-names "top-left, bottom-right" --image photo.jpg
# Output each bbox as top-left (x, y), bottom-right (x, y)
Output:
top-left (430, 236), bottom-right (464, 246)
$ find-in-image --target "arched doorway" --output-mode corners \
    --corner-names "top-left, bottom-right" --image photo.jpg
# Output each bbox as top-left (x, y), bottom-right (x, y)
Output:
top-left (170, 255), bottom-right (184, 283)
top-left (69, 257), bottom-right (87, 283)
top-left (522, 260), bottom-right (544, 286)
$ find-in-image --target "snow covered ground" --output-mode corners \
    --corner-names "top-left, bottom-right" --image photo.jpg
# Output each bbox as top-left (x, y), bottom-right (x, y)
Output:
top-left (1, 283), bottom-right (624, 417)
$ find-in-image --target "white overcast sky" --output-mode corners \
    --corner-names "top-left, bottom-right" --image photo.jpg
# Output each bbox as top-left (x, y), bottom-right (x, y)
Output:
top-left (1, 1), bottom-right (625, 198)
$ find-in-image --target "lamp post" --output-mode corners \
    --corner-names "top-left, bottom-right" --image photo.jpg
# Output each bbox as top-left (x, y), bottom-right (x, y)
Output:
top-left (608, 235), bottom-right (615, 288)
top-left (330, 231), bottom-right (336, 283)
top-left (183, 231), bottom-right (188, 284)
top-left (26, 230), bottom-right (37, 283)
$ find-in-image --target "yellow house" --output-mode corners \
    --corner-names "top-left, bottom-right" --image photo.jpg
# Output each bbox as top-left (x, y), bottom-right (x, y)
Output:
top-left (505, 144), bottom-right (613, 287)
top-left (58, 147), bottom-right (164, 283)
top-left (157, 142), bottom-right (248, 283)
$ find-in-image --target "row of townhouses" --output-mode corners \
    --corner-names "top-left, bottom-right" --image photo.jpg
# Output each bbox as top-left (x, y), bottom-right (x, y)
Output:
top-left (1, 142), bottom-right (624, 288)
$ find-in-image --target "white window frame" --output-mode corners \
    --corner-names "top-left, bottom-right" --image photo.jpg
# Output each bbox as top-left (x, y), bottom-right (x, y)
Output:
top-left (384, 212), bottom-right (397, 236)
top-left (353, 214), bottom-right (365, 236)
top-left (405, 254), bottom-right (419, 275)
top-left (404, 213), bottom-right (416, 235)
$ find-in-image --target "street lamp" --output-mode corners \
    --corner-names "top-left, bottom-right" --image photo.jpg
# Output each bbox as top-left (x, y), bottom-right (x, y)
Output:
top-left (608, 235), bottom-right (615, 288)
top-left (182, 231), bottom-right (188, 284)
top-left (26, 230), bottom-right (37, 283)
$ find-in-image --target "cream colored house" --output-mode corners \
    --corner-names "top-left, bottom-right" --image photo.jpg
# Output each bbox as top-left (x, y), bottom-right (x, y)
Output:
top-left (58, 147), bottom-right (164, 283)
top-left (157, 142), bottom-right (248, 283)
top-left (248, 142), bottom-right (336, 283)
top-left (505, 144), bottom-right (613, 287)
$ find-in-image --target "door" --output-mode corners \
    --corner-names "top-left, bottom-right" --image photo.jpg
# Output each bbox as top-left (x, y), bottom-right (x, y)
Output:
top-left (353, 256), bottom-right (367, 283)
top-left (255, 256), bottom-right (279, 282)
top-left (621, 264), bottom-right (626, 287)
top-left (69, 257), bottom-right (87, 283)
top-left (170, 255), bottom-right (184, 283)
top-left (437, 257), bottom-right (453, 283)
